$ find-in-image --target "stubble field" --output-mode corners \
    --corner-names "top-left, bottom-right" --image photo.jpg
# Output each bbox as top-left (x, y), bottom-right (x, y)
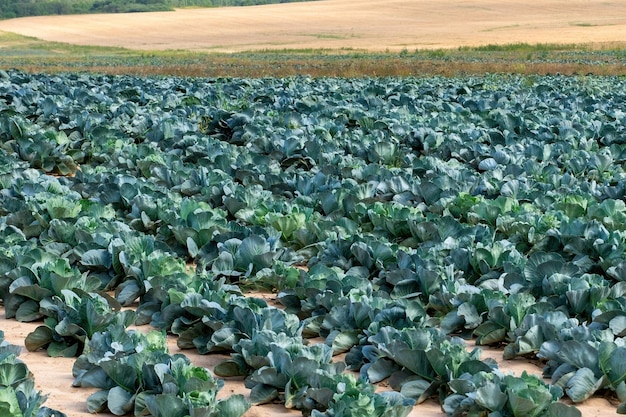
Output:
top-left (0, 0), bottom-right (625, 52)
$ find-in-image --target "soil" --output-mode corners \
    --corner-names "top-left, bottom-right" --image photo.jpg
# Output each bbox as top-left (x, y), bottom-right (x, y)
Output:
top-left (0, 1), bottom-right (624, 415)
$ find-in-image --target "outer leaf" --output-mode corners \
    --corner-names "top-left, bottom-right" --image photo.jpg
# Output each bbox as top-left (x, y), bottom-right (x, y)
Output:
top-left (86, 390), bottom-right (109, 413)
top-left (214, 359), bottom-right (246, 378)
top-left (610, 315), bottom-right (626, 337)
top-left (115, 280), bottom-right (142, 306)
top-left (327, 330), bottom-right (360, 355)
top-left (186, 236), bottom-right (199, 258)
top-left (507, 385), bottom-right (553, 417)
top-left (475, 381), bottom-right (507, 411)
top-left (399, 379), bottom-right (430, 401)
top-left (249, 383), bottom-right (278, 405)
top-left (565, 368), bottom-right (604, 403)
top-left (99, 362), bottom-right (137, 392)
top-left (457, 302), bottom-right (481, 329)
top-left (366, 358), bottom-right (401, 384)
top-left (15, 299), bottom-right (43, 322)
top-left (145, 394), bottom-right (187, 417)
top-left (600, 343), bottom-right (626, 387)
top-left (391, 347), bottom-right (434, 381)
top-left (36, 407), bottom-right (68, 417)
top-left (236, 235), bottom-right (271, 271)
top-left (212, 252), bottom-right (235, 275)
top-left (81, 249), bottom-right (112, 270)
top-left (24, 326), bottom-right (53, 352)
top-left (47, 341), bottom-right (79, 358)
top-left (107, 386), bottom-right (134, 416)
top-left (0, 386), bottom-right (21, 417)
top-left (0, 362), bottom-right (28, 387)
top-left (214, 394), bottom-right (250, 417)
top-left (545, 402), bottom-right (582, 417)
top-left (556, 341), bottom-right (600, 376)
top-left (474, 322), bottom-right (506, 345)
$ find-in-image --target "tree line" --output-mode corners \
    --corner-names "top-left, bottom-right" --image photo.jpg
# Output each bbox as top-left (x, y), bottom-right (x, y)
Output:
top-left (0, 0), bottom-right (309, 19)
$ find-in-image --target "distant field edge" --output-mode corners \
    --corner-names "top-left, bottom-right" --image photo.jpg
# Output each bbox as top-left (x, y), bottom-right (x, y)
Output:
top-left (0, 30), bottom-right (624, 78)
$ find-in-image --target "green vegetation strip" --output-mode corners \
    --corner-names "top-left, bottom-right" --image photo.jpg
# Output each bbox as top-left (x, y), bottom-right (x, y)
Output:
top-left (0, 31), bottom-right (624, 77)
top-left (2, 69), bottom-right (626, 416)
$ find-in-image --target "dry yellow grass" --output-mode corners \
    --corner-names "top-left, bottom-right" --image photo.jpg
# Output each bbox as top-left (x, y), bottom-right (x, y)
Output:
top-left (0, 0), bottom-right (625, 52)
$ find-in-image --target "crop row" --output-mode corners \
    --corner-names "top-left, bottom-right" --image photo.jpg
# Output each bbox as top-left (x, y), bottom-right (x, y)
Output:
top-left (1, 70), bottom-right (626, 416)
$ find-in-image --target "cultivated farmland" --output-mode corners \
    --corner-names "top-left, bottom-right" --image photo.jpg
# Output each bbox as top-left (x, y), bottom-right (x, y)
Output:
top-left (0, 1), bottom-right (626, 417)
top-left (1, 70), bottom-right (626, 417)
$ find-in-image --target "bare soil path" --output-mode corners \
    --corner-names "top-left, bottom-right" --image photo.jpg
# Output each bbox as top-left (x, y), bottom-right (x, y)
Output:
top-left (0, 0), bottom-right (624, 52)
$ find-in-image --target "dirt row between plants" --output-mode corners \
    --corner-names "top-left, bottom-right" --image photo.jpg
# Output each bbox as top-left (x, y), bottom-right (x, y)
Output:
top-left (0, 0), bottom-right (625, 52)
top-left (0, 304), bottom-right (615, 417)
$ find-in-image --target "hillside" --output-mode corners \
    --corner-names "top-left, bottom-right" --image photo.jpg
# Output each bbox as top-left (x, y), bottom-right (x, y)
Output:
top-left (0, 0), bottom-right (625, 53)
top-left (0, 0), bottom-right (310, 19)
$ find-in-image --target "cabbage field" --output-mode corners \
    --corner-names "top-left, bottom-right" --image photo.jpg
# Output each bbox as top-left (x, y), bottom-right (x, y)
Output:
top-left (1, 69), bottom-right (626, 417)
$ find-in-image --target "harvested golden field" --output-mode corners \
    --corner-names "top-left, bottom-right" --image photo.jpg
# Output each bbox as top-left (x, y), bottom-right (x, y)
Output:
top-left (0, 0), bottom-right (624, 52)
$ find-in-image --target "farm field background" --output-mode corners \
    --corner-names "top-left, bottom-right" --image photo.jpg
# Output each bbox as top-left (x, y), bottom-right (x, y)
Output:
top-left (0, 1), bottom-right (625, 417)
top-left (0, 0), bottom-right (625, 52)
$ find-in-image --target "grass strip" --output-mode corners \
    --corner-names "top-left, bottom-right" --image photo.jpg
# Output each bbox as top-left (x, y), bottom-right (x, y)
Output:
top-left (0, 31), bottom-right (624, 77)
